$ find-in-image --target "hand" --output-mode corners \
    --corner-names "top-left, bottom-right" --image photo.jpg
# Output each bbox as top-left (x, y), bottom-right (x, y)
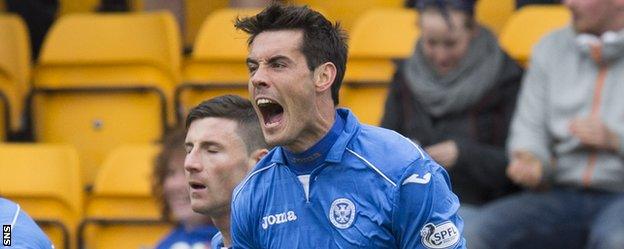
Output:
top-left (569, 117), bottom-right (620, 152)
top-left (507, 150), bottom-right (543, 189)
top-left (425, 140), bottom-right (458, 169)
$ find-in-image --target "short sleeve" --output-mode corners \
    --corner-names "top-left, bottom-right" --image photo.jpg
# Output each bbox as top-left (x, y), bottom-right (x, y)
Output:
top-left (392, 157), bottom-right (467, 249)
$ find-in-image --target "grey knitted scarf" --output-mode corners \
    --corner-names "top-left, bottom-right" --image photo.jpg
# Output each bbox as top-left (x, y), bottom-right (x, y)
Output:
top-left (403, 26), bottom-right (504, 117)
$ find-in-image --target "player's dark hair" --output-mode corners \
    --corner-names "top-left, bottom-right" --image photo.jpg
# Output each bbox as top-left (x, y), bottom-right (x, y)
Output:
top-left (234, 3), bottom-right (348, 105)
top-left (186, 95), bottom-right (268, 153)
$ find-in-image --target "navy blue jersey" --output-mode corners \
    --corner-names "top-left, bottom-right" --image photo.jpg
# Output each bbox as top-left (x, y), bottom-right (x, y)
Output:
top-left (231, 109), bottom-right (466, 248)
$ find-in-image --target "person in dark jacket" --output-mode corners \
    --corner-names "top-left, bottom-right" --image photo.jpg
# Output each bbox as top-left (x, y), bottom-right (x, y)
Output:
top-left (381, 0), bottom-right (523, 228)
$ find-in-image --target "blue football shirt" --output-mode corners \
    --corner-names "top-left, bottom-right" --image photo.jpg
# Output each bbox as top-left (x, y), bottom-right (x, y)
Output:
top-left (231, 109), bottom-right (466, 248)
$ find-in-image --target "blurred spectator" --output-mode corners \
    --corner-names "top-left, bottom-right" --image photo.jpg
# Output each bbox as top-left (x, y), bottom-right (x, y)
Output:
top-left (516, 0), bottom-right (561, 9)
top-left (152, 128), bottom-right (218, 249)
top-left (184, 95), bottom-right (268, 248)
top-left (0, 197), bottom-right (54, 248)
top-left (381, 0), bottom-right (522, 227)
top-left (6, 0), bottom-right (58, 61)
top-left (469, 0), bottom-right (624, 248)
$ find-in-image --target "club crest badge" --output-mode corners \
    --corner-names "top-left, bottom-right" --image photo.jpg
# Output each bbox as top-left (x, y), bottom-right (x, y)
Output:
top-left (329, 198), bottom-right (356, 229)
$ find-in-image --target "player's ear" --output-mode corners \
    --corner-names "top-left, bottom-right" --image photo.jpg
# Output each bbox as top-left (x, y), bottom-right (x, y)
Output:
top-left (248, 148), bottom-right (269, 170)
top-left (313, 62), bottom-right (336, 93)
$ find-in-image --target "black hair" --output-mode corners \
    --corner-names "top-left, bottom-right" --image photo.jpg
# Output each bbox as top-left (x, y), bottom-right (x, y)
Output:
top-left (234, 3), bottom-right (348, 105)
top-left (186, 95), bottom-right (267, 153)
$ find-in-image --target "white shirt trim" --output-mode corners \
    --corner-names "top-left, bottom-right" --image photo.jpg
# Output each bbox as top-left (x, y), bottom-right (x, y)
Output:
top-left (393, 130), bottom-right (425, 159)
top-left (297, 175), bottom-right (311, 200)
top-left (233, 163), bottom-right (277, 203)
top-left (11, 204), bottom-right (20, 227)
top-left (346, 148), bottom-right (397, 187)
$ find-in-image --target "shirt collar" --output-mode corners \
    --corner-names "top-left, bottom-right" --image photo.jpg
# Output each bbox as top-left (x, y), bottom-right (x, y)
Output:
top-left (268, 108), bottom-right (360, 165)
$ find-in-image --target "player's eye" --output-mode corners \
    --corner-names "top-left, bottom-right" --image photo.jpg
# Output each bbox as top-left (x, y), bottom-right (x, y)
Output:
top-left (206, 146), bottom-right (220, 154)
top-left (247, 63), bottom-right (258, 73)
top-left (271, 62), bottom-right (286, 69)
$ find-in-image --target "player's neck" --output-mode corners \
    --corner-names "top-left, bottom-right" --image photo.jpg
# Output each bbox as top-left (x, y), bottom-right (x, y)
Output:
top-left (211, 214), bottom-right (232, 246)
top-left (284, 104), bottom-right (335, 153)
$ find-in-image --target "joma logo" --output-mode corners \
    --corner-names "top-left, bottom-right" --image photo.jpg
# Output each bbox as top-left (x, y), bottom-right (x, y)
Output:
top-left (261, 211), bottom-right (297, 229)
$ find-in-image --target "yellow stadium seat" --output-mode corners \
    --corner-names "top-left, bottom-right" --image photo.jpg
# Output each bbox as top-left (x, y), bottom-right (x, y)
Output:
top-left (475, 0), bottom-right (515, 35)
top-left (0, 14), bottom-right (31, 138)
top-left (81, 224), bottom-right (172, 249)
top-left (179, 8), bottom-right (260, 120)
top-left (342, 8), bottom-right (419, 125)
top-left (184, 0), bottom-right (229, 48)
top-left (59, 0), bottom-right (99, 14)
top-left (86, 144), bottom-right (162, 218)
top-left (294, 0), bottom-right (403, 30)
top-left (130, 0), bottom-right (229, 48)
top-left (32, 12), bottom-right (181, 186)
top-left (79, 144), bottom-right (173, 248)
top-left (0, 144), bottom-right (82, 249)
top-left (499, 5), bottom-right (571, 66)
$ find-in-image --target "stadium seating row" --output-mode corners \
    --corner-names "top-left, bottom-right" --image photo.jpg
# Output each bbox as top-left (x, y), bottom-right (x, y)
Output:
top-left (0, 6), bottom-right (571, 189)
top-left (53, 0), bottom-right (406, 48)
top-left (7, 0), bottom-right (535, 51)
top-left (0, 143), bottom-right (169, 249)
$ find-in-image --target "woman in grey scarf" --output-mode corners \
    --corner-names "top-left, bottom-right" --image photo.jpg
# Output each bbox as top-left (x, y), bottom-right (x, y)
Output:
top-left (381, 0), bottom-right (523, 231)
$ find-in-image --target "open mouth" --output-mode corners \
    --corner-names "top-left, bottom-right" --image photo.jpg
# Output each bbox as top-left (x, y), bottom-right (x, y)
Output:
top-left (189, 182), bottom-right (206, 190)
top-left (256, 98), bottom-right (284, 126)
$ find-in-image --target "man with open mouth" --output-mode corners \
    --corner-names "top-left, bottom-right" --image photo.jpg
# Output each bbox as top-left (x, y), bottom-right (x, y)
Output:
top-left (231, 3), bottom-right (466, 248)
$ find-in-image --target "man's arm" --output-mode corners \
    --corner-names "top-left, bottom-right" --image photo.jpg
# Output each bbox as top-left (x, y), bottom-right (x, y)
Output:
top-left (507, 43), bottom-right (553, 188)
top-left (391, 158), bottom-right (466, 249)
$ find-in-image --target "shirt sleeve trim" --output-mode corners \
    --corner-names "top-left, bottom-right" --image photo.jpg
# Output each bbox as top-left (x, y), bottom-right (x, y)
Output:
top-left (346, 148), bottom-right (397, 187)
top-left (11, 203), bottom-right (20, 227)
top-left (232, 163), bottom-right (277, 203)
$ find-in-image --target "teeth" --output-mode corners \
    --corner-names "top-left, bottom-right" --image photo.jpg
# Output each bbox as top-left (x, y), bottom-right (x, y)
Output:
top-left (256, 98), bottom-right (275, 106)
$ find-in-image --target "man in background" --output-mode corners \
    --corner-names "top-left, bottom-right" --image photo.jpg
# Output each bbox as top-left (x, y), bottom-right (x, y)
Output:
top-left (184, 95), bottom-right (268, 249)
top-left (470, 0), bottom-right (624, 248)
